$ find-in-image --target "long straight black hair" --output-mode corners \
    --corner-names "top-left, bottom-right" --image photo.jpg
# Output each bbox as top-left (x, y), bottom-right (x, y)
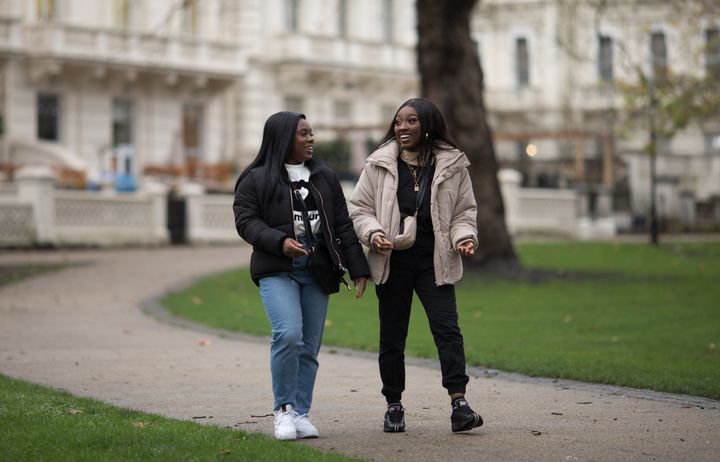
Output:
top-left (235, 111), bottom-right (305, 198)
top-left (380, 97), bottom-right (458, 166)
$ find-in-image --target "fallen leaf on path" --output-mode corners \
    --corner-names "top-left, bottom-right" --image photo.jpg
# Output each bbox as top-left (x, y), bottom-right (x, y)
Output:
top-left (197, 339), bottom-right (211, 346)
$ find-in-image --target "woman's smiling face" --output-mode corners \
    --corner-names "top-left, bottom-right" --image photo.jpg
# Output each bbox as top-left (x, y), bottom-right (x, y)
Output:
top-left (394, 105), bottom-right (422, 151)
top-left (287, 118), bottom-right (314, 164)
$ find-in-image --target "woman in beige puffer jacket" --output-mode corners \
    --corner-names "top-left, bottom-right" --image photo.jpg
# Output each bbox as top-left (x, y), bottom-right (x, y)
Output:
top-left (349, 138), bottom-right (478, 286)
top-left (349, 97), bottom-right (483, 434)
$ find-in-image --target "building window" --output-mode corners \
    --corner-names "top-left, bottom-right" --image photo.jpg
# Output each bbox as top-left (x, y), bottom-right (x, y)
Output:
top-left (285, 96), bottom-right (304, 113)
top-left (515, 37), bottom-right (530, 88)
top-left (705, 132), bottom-right (720, 155)
top-left (112, 99), bottom-right (134, 175)
top-left (472, 36), bottom-right (482, 68)
top-left (334, 100), bottom-right (352, 123)
top-left (338, 0), bottom-right (348, 38)
top-left (650, 31), bottom-right (668, 83)
top-left (113, 0), bottom-right (131, 30)
top-left (656, 135), bottom-right (671, 155)
top-left (381, 104), bottom-right (396, 121)
top-left (182, 104), bottom-right (204, 159)
top-left (286, 0), bottom-right (299, 32)
top-left (36, 0), bottom-right (57, 21)
top-left (181, 0), bottom-right (199, 37)
top-left (706, 27), bottom-right (720, 80)
top-left (598, 34), bottom-right (613, 85)
top-left (381, 0), bottom-right (393, 42)
top-left (37, 94), bottom-right (60, 141)
top-left (112, 99), bottom-right (133, 148)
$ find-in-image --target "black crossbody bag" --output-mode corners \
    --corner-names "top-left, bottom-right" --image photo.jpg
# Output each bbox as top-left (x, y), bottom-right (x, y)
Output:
top-left (292, 188), bottom-right (348, 294)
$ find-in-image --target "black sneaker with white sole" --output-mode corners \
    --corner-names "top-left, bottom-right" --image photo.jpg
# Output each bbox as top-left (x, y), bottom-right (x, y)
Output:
top-left (383, 402), bottom-right (406, 433)
top-left (451, 398), bottom-right (483, 433)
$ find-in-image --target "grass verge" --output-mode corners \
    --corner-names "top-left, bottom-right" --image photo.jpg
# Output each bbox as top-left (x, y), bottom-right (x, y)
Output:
top-left (0, 263), bottom-right (68, 287)
top-left (163, 242), bottom-right (720, 399)
top-left (0, 373), bottom-right (359, 462)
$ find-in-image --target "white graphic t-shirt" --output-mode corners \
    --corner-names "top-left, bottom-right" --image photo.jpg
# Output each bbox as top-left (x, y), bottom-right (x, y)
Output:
top-left (285, 163), bottom-right (321, 237)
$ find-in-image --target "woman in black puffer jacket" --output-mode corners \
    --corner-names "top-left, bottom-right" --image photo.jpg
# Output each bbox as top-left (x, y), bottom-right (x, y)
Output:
top-left (233, 111), bottom-right (369, 441)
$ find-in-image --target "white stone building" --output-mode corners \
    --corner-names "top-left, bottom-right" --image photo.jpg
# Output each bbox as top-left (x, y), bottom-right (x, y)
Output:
top-left (473, 0), bottom-right (720, 228)
top-left (233, 0), bottom-right (417, 176)
top-left (0, 0), bottom-right (252, 190)
top-left (0, 0), bottom-right (717, 230)
top-left (0, 0), bottom-right (417, 189)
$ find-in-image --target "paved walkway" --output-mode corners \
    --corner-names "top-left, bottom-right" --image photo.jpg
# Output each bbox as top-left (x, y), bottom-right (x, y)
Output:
top-left (1, 246), bottom-right (718, 461)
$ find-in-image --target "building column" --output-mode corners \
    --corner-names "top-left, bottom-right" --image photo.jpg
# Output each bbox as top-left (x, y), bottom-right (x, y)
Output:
top-left (16, 165), bottom-right (57, 245)
top-left (602, 133), bottom-right (614, 187)
top-left (498, 168), bottom-right (522, 234)
top-left (574, 136), bottom-right (585, 182)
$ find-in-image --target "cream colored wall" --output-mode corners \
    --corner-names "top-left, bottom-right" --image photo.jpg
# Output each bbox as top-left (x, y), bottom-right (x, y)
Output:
top-left (4, 64), bottom-right (36, 141)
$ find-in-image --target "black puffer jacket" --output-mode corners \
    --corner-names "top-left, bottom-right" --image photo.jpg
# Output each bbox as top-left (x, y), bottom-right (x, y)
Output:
top-left (233, 159), bottom-right (370, 287)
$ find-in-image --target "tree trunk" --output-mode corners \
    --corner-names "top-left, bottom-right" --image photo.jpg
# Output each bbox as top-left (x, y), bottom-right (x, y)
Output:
top-left (416, 0), bottom-right (519, 269)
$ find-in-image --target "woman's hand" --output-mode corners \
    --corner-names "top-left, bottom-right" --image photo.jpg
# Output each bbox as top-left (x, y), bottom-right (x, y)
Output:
top-left (353, 276), bottom-right (368, 299)
top-left (282, 238), bottom-right (309, 258)
top-left (371, 234), bottom-right (393, 255)
top-left (456, 240), bottom-right (475, 257)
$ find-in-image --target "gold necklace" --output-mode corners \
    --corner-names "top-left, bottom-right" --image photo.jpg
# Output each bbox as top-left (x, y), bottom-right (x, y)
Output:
top-left (400, 150), bottom-right (419, 165)
top-left (406, 162), bottom-right (422, 192)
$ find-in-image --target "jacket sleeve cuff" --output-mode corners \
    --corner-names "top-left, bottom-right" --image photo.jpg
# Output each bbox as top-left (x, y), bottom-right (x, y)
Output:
top-left (276, 235), bottom-right (291, 255)
top-left (367, 229), bottom-right (386, 246)
top-left (454, 235), bottom-right (478, 248)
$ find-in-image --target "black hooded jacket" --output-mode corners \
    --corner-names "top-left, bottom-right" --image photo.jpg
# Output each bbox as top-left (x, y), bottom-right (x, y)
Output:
top-left (233, 158), bottom-right (370, 287)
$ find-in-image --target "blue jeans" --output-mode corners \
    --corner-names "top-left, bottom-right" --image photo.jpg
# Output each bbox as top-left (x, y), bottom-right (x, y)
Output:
top-left (259, 236), bottom-right (329, 414)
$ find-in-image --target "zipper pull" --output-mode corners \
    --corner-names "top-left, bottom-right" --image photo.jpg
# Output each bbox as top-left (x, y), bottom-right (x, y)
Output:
top-left (341, 276), bottom-right (351, 291)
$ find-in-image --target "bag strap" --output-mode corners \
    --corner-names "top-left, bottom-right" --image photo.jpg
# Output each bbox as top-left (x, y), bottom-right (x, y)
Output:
top-left (292, 187), bottom-right (317, 251)
top-left (415, 159), bottom-right (435, 212)
top-left (292, 185), bottom-right (350, 289)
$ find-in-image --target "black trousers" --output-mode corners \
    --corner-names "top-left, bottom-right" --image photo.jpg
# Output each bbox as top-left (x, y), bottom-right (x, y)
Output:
top-left (375, 240), bottom-right (469, 403)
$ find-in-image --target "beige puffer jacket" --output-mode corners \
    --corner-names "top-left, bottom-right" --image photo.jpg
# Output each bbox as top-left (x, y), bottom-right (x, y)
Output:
top-left (349, 140), bottom-right (478, 286)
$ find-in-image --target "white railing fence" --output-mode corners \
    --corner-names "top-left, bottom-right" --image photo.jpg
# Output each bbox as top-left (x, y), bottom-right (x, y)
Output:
top-left (0, 167), bottom-right (617, 248)
top-left (0, 166), bottom-right (169, 247)
top-left (499, 168), bottom-right (616, 239)
top-left (181, 183), bottom-right (236, 244)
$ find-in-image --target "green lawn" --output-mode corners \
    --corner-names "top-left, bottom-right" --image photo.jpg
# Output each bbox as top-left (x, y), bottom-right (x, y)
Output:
top-left (163, 242), bottom-right (720, 400)
top-left (0, 263), bottom-right (68, 287)
top-left (0, 374), bottom-right (359, 462)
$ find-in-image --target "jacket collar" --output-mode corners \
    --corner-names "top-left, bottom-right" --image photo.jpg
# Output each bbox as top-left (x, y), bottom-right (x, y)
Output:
top-left (367, 139), bottom-right (470, 176)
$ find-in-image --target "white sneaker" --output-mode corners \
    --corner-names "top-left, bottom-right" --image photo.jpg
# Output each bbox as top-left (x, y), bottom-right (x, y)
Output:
top-left (273, 405), bottom-right (297, 440)
top-left (295, 413), bottom-right (319, 439)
